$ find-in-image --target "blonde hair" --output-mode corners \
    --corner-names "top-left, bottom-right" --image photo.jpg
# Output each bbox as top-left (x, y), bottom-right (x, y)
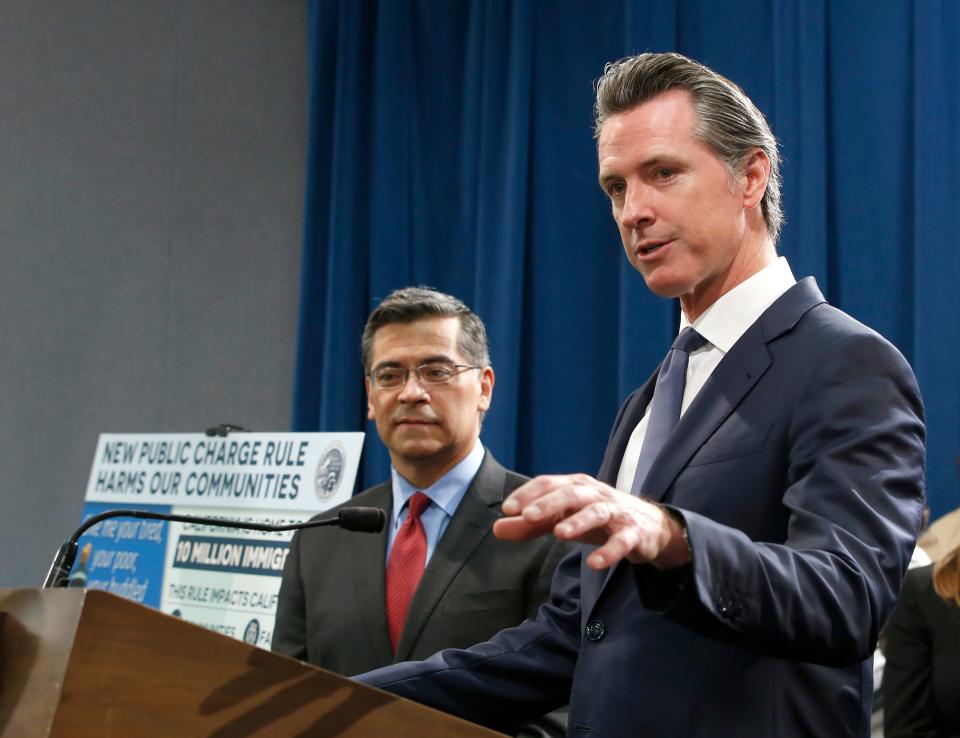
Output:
top-left (932, 543), bottom-right (960, 606)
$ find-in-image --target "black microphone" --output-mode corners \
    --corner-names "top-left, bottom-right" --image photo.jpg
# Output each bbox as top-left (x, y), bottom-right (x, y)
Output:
top-left (337, 506), bottom-right (387, 532)
top-left (43, 506), bottom-right (386, 589)
top-left (204, 423), bottom-right (249, 437)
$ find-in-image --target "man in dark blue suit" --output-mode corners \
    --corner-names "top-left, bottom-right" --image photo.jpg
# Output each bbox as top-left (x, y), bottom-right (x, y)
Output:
top-left (357, 52), bottom-right (925, 738)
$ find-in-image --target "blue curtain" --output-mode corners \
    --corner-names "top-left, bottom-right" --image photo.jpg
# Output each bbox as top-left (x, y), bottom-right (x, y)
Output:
top-left (293, 0), bottom-right (959, 521)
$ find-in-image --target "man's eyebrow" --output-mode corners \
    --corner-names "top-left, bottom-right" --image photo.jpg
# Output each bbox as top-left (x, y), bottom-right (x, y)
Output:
top-left (371, 355), bottom-right (456, 371)
top-left (641, 155), bottom-right (672, 167)
top-left (598, 172), bottom-right (619, 190)
top-left (598, 155), bottom-right (681, 188)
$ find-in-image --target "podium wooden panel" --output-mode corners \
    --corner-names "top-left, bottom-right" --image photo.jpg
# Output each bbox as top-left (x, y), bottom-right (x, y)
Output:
top-left (0, 588), bottom-right (506, 738)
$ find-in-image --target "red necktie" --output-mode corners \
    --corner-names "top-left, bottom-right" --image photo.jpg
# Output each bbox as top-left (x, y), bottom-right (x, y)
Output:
top-left (385, 492), bottom-right (431, 653)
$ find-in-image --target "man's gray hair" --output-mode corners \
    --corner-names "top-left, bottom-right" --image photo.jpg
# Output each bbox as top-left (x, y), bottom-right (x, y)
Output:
top-left (361, 286), bottom-right (491, 372)
top-left (594, 51), bottom-right (784, 242)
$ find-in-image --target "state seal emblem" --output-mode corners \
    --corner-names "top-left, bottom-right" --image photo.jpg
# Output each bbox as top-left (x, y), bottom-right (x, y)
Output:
top-left (315, 443), bottom-right (345, 501)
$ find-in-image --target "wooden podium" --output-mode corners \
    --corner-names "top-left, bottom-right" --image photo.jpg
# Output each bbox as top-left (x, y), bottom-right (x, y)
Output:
top-left (0, 588), bottom-right (506, 738)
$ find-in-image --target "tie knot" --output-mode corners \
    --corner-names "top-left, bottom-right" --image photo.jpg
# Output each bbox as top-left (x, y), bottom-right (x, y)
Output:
top-left (406, 492), bottom-right (431, 520)
top-left (671, 327), bottom-right (708, 354)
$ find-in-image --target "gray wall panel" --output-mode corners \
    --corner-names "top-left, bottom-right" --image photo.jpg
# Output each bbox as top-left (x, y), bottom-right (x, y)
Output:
top-left (0, 1), bottom-right (307, 587)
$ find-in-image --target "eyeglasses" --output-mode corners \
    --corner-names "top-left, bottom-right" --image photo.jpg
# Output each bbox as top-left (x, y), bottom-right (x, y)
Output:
top-left (368, 362), bottom-right (482, 390)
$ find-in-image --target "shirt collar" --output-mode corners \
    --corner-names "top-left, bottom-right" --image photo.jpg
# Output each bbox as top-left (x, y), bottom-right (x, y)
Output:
top-left (680, 256), bottom-right (796, 353)
top-left (390, 441), bottom-right (485, 522)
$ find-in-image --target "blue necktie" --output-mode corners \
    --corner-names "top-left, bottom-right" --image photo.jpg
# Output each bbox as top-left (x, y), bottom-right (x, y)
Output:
top-left (630, 327), bottom-right (708, 496)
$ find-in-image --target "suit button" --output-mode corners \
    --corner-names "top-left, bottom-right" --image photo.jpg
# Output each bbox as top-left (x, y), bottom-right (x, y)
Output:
top-left (585, 620), bottom-right (605, 641)
top-left (717, 595), bottom-right (731, 618)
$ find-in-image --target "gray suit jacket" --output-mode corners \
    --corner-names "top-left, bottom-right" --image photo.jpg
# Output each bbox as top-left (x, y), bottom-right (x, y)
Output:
top-left (272, 450), bottom-right (568, 673)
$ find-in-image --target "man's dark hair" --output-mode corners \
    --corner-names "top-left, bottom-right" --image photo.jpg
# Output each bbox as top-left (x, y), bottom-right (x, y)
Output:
top-left (361, 286), bottom-right (491, 373)
top-left (594, 51), bottom-right (783, 242)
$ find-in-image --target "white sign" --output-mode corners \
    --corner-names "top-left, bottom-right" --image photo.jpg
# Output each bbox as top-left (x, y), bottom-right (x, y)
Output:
top-left (158, 506), bottom-right (317, 647)
top-left (76, 431), bottom-right (365, 647)
top-left (85, 432), bottom-right (363, 511)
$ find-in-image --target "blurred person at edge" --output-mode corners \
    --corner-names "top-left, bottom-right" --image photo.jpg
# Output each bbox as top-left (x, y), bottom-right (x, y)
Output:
top-left (884, 540), bottom-right (960, 737)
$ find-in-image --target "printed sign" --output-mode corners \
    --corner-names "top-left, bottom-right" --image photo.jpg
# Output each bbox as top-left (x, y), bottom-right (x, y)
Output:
top-left (158, 506), bottom-right (318, 646)
top-left (74, 432), bottom-right (363, 647)
top-left (85, 433), bottom-right (361, 511)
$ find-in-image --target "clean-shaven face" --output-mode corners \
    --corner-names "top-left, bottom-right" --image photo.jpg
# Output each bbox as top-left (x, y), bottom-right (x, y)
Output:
top-left (598, 89), bottom-right (756, 318)
top-left (365, 316), bottom-right (493, 481)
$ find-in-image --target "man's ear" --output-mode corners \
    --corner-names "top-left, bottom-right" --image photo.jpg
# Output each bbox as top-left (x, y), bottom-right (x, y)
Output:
top-left (365, 376), bottom-right (376, 420)
top-left (740, 149), bottom-right (770, 211)
top-left (478, 367), bottom-right (494, 412)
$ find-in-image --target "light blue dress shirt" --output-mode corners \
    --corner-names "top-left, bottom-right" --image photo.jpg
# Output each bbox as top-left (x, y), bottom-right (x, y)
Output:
top-left (385, 441), bottom-right (485, 565)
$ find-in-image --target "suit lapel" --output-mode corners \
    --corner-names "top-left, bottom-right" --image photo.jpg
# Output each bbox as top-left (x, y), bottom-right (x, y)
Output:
top-left (595, 278), bottom-right (827, 597)
top-left (637, 278), bottom-right (826, 503)
top-left (393, 454), bottom-right (504, 661)
top-left (350, 483), bottom-right (394, 666)
top-left (641, 327), bottom-right (772, 502)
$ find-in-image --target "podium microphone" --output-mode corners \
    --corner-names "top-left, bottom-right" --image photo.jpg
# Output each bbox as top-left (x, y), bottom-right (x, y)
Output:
top-left (43, 506), bottom-right (385, 589)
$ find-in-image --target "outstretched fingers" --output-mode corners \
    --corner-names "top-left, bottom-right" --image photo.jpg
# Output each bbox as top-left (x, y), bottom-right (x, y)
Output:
top-left (495, 474), bottom-right (603, 542)
top-left (494, 473), bottom-right (681, 570)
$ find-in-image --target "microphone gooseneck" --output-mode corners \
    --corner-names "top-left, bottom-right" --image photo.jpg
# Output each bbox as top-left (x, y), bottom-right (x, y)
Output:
top-left (42, 506), bottom-right (385, 588)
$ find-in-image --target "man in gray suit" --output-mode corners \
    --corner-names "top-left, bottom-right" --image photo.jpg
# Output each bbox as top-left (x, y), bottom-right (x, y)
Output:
top-left (273, 286), bottom-right (567, 736)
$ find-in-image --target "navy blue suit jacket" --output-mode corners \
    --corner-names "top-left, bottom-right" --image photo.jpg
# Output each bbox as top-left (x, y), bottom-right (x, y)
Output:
top-left (357, 279), bottom-right (926, 738)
